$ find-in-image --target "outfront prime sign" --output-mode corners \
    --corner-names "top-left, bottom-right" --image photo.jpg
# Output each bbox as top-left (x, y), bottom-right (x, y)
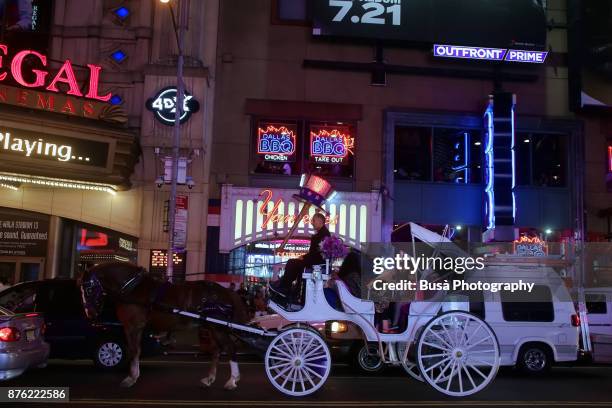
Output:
top-left (433, 44), bottom-right (548, 64)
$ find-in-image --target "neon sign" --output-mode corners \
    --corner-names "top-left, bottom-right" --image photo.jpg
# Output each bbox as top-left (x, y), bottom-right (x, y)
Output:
top-left (0, 43), bottom-right (111, 101)
top-left (434, 44), bottom-right (548, 64)
top-left (258, 189), bottom-right (338, 230)
top-left (608, 145), bottom-right (612, 173)
top-left (257, 125), bottom-right (296, 162)
top-left (0, 127), bottom-right (109, 167)
top-left (310, 128), bottom-right (355, 164)
top-left (513, 236), bottom-right (548, 257)
top-left (146, 87), bottom-right (199, 125)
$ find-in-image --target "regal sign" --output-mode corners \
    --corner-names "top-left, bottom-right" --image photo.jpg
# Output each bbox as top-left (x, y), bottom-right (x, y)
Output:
top-left (0, 43), bottom-right (111, 101)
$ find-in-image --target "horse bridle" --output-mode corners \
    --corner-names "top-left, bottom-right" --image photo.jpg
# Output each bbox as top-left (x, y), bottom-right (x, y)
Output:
top-left (81, 272), bottom-right (106, 315)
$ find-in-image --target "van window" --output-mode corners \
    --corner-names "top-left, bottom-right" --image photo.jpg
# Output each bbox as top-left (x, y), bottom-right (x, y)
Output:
top-left (500, 285), bottom-right (554, 322)
top-left (585, 294), bottom-right (608, 314)
top-left (450, 290), bottom-right (485, 319)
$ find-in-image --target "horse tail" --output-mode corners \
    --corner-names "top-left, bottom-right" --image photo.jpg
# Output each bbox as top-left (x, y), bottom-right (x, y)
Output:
top-left (229, 291), bottom-right (249, 324)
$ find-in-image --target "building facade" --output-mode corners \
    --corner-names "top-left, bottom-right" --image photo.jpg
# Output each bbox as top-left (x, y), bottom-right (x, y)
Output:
top-left (0, 0), bottom-right (219, 283)
top-left (208, 0), bottom-right (611, 280)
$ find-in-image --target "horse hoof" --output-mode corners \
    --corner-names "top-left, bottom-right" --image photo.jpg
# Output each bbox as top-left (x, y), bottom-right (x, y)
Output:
top-left (224, 377), bottom-right (239, 391)
top-left (200, 376), bottom-right (216, 388)
top-left (120, 377), bottom-right (136, 388)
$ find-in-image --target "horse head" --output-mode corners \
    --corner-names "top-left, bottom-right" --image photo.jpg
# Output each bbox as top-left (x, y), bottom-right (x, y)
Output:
top-left (80, 267), bottom-right (106, 320)
top-left (80, 262), bottom-right (144, 320)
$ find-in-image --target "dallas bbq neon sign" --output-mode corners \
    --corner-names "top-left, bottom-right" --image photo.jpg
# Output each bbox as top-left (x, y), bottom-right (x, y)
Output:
top-left (257, 125), bottom-right (296, 162)
top-left (0, 43), bottom-right (111, 102)
top-left (310, 128), bottom-right (355, 164)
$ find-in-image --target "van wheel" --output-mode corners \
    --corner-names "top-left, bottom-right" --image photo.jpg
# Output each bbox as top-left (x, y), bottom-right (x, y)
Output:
top-left (517, 344), bottom-right (552, 375)
top-left (93, 339), bottom-right (127, 370)
top-left (352, 344), bottom-right (384, 374)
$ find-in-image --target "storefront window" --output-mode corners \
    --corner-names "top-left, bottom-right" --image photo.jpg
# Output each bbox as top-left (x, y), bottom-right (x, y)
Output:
top-left (252, 119), bottom-right (355, 179)
top-left (395, 126), bottom-right (431, 181)
top-left (433, 128), bottom-right (482, 184)
top-left (306, 123), bottom-right (355, 178)
top-left (254, 121), bottom-right (301, 176)
top-left (394, 126), bottom-right (482, 183)
top-left (516, 133), bottom-right (567, 187)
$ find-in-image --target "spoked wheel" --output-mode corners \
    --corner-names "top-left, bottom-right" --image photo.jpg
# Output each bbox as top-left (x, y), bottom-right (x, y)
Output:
top-left (395, 342), bottom-right (423, 382)
top-left (417, 311), bottom-right (500, 397)
top-left (265, 328), bottom-right (331, 396)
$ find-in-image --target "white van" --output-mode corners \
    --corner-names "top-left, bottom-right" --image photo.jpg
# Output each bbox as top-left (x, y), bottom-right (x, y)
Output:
top-left (583, 287), bottom-right (612, 363)
top-left (460, 265), bottom-right (580, 374)
top-left (584, 287), bottom-right (612, 336)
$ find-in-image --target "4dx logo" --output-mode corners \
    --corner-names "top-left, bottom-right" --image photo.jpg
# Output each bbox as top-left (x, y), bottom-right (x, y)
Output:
top-left (146, 87), bottom-right (200, 126)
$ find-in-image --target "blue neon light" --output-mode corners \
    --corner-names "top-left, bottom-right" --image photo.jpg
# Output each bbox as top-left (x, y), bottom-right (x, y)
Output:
top-left (111, 50), bottom-right (127, 63)
top-left (451, 132), bottom-right (470, 184)
top-left (114, 7), bottom-right (130, 20)
top-left (110, 95), bottom-right (123, 105)
top-left (511, 104), bottom-right (516, 222)
top-left (484, 108), bottom-right (495, 230)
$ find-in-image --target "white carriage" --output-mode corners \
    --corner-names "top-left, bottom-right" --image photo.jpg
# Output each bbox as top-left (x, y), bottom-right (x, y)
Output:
top-left (263, 262), bottom-right (500, 397)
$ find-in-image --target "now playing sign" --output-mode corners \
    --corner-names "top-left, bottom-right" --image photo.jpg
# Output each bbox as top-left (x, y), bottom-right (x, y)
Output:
top-left (146, 87), bottom-right (200, 126)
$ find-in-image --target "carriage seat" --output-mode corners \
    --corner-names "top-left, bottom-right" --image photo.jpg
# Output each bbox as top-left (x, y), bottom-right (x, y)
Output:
top-left (334, 280), bottom-right (374, 315)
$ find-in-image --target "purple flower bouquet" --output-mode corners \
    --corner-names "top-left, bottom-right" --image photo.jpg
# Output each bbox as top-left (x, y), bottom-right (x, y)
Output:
top-left (320, 235), bottom-right (348, 260)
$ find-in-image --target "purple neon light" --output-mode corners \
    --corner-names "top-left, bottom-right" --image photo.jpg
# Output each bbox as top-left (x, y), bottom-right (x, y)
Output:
top-left (434, 44), bottom-right (506, 61)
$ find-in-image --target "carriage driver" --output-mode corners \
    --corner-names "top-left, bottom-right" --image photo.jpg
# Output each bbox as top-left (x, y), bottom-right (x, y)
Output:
top-left (271, 213), bottom-right (330, 299)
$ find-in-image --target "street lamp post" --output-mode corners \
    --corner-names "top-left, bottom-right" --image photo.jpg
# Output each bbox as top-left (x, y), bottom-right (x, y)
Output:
top-left (161, 0), bottom-right (188, 283)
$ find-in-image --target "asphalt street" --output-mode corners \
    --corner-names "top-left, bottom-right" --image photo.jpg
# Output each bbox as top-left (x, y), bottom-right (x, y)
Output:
top-left (4, 355), bottom-right (612, 407)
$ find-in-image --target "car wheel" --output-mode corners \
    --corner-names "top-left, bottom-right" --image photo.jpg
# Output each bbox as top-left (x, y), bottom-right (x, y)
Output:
top-left (94, 339), bottom-right (126, 370)
top-left (517, 344), bottom-right (552, 375)
top-left (353, 344), bottom-right (384, 374)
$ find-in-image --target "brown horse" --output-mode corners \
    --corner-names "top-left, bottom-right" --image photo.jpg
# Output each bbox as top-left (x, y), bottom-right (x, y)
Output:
top-left (79, 262), bottom-right (249, 390)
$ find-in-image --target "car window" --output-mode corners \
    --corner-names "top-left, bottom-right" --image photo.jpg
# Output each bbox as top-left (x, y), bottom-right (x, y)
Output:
top-left (0, 284), bottom-right (38, 313)
top-left (500, 285), bottom-right (554, 322)
top-left (585, 294), bottom-right (608, 314)
top-left (38, 283), bottom-right (84, 316)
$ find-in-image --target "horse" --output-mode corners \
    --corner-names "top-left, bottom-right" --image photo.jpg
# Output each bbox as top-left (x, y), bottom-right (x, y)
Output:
top-left (79, 262), bottom-right (249, 390)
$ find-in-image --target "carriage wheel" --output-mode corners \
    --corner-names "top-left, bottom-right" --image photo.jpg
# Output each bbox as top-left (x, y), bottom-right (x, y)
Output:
top-left (417, 311), bottom-right (499, 397)
top-left (395, 342), bottom-right (423, 382)
top-left (265, 328), bottom-right (331, 397)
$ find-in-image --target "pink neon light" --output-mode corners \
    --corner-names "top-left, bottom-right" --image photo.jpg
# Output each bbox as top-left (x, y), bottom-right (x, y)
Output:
top-left (0, 43), bottom-right (110, 102)
top-left (85, 64), bottom-right (111, 102)
top-left (46, 60), bottom-right (82, 97)
top-left (11, 50), bottom-right (48, 88)
top-left (0, 45), bottom-right (6, 81)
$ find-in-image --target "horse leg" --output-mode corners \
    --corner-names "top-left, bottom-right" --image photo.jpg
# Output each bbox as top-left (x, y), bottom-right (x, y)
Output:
top-left (120, 325), bottom-right (143, 388)
top-left (220, 330), bottom-right (240, 391)
top-left (200, 328), bottom-right (219, 387)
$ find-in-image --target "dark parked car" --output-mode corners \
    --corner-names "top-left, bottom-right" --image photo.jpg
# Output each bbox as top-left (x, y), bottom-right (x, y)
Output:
top-left (0, 279), bottom-right (164, 370)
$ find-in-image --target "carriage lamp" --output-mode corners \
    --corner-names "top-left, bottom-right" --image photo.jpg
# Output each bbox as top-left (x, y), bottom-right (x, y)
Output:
top-left (329, 321), bottom-right (348, 334)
